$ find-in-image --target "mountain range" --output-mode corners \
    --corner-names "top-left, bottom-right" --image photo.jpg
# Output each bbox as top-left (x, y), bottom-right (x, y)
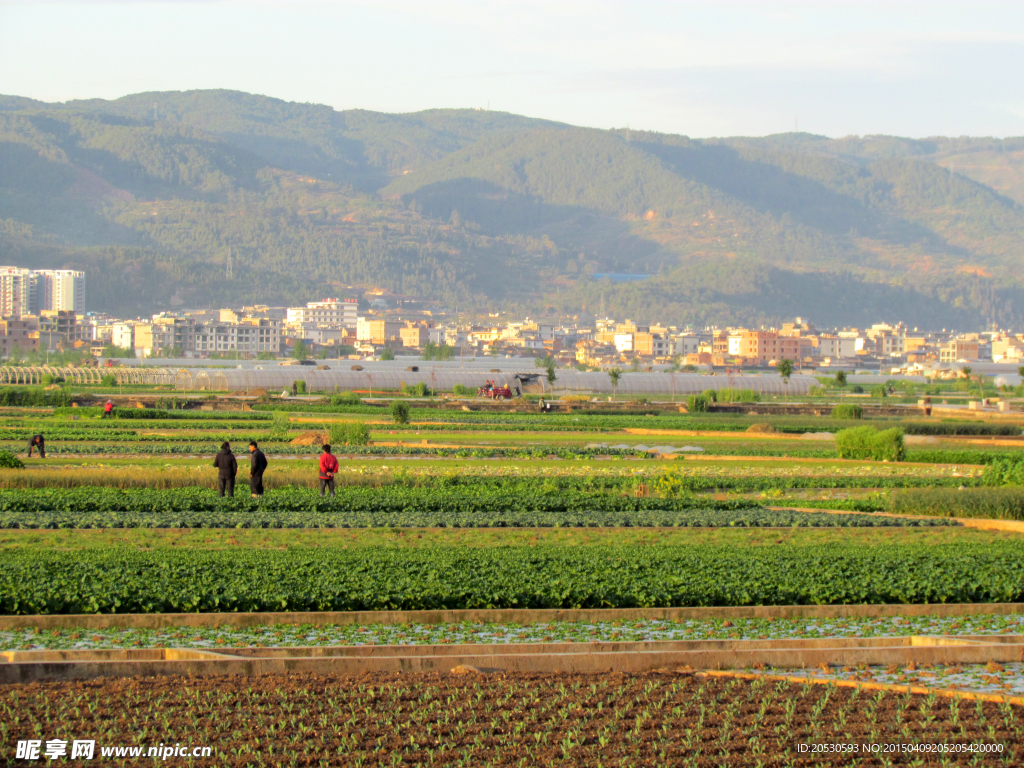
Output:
top-left (2, 88), bottom-right (1023, 327)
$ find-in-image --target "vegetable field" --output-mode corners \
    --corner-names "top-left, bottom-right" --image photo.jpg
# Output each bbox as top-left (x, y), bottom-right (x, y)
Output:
top-left (0, 487), bottom-right (957, 529)
top-left (3, 542), bottom-right (1022, 615)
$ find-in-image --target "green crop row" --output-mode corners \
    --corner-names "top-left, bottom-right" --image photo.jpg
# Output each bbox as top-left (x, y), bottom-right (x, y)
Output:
top-left (0, 443), bottom-right (655, 459)
top-left (2, 542), bottom-right (1019, 614)
top-left (887, 487), bottom-right (1024, 521)
top-left (0, 507), bottom-right (955, 530)
top-left (53, 407), bottom-right (272, 421)
top-left (0, 487), bottom-right (754, 515)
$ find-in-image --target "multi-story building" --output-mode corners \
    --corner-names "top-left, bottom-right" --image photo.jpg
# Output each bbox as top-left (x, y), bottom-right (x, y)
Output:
top-left (0, 267), bottom-right (36, 316)
top-left (286, 299), bottom-right (358, 329)
top-left (0, 317), bottom-right (38, 355)
top-left (738, 330), bottom-right (780, 364)
top-left (0, 267), bottom-right (86, 315)
top-left (940, 339), bottom-right (980, 363)
top-left (356, 317), bottom-right (403, 344)
top-left (134, 315), bottom-right (197, 357)
top-left (194, 318), bottom-right (281, 355)
top-left (35, 270), bottom-right (85, 313)
top-left (111, 323), bottom-right (136, 350)
top-left (399, 323), bottom-right (429, 349)
top-left (992, 336), bottom-right (1024, 363)
top-left (37, 310), bottom-right (83, 343)
top-left (816, 335), bottom-right (858, 359)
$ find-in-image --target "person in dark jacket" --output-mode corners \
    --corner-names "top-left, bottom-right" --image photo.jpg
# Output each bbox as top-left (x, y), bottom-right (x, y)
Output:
top-left (248, 440), bottom-right (267, 499)
top-left (27, 434), bottom-right (45, 458)
top-left (213, 441), bottom-right (238, 497)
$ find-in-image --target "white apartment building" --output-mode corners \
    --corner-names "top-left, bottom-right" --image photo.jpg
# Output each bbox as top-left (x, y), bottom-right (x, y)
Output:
top-left (195, 318), bottom-right (280, 355)
top-left (0, 267), bottom-right (86, 315)
top-left (37, 270), bottom-right (85, 313)
top-left (817, 335), bottom-right (858, 359)
top-left (0, 267), bottom-right (35, 316)
top-left (672, 334), bottom-right (704, 356)
top-left (727, 334), bottom-right (744, 357)
top-left (112, 323), bottom-right (136, 350)
top-left (286, 299), bottom-right (357, 329)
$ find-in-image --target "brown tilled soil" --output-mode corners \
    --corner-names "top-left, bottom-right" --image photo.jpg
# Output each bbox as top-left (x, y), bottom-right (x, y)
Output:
top-left (1, 670), bottom-right (1021, 766)
top-left (290, 430), bottom-right (329, 445)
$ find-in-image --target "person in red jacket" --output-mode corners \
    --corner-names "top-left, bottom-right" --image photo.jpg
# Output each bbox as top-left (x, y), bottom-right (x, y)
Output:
top-left (318, 443), bottom-right (339, 498)
top-left (102, 400), bottom-right (114, 418)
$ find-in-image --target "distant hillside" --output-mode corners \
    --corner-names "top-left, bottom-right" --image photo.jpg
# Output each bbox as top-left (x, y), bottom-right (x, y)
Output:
top-left (1, 88), bottom-right (1022, 326)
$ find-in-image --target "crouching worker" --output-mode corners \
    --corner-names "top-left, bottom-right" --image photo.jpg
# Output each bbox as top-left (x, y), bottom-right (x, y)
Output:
top-left (318, 443), bottom-right (339, 498)
top-left (27, 434), bottom-right (45, 458)
top-left (213, 441), bottom-right (238, 497)
top-left (248, 440), bottom-right (267, 499)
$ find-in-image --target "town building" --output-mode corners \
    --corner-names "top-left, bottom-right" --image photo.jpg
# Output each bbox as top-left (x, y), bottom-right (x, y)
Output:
top-left (356, 317), bottom-right (403, 345)
top-left (0, 317), bottom-right (38, 355)
top-left (286, 298), bottom-right (358, 329)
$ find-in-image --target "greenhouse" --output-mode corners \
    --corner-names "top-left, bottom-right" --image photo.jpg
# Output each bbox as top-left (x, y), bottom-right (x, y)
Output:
top-left (173, 368), bottom-right (820, 395)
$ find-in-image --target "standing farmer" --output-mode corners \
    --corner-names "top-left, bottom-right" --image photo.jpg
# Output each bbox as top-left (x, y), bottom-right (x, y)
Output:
top-left (318, 443), bottom-right (339, 498)
top-left (248, 440), bottom-right (267, 499)
top-left (213, 441), bottom-right (238, 498)
top-left (102, 400), bottom-right (114, 418)
top-left (27, 434), bottom-right (45, 458)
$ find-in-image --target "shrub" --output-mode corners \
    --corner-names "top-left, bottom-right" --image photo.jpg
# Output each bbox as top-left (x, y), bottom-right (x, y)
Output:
top-left (982, 457), bottom-right (1024, 486)
top-left (100, 374), bottom-right (117, 387)
top-left (700, 389), bottom-right (718, 403)
top-left (294, 380), bottom-right (307, 395)
top-left (0, 451), bottom-right (24, 469)
top-left (851, 385), bottom-right (864, 394)
top-left (831, 404), bottom-right (863, 420)
top-left (716, 388), bottom-right (760, 403)
top-left (330, 392), bottom-right (362, 406)
top-left (0, 387), bottom-right (72, 407)
top-left (331, 421), bottom-right (371, 446)
top-left (835, 426), bottom-right (906, 461)
top-left (400, 382), bottom-right (430, 397)
top-left (390, 401), bottom-right (410, 425)
top-left (686, 394), bottom-right (710, 413)
top-left (452, 384), bottom-right (474, 397)
top-left (746, 423), bottom-right (777, 433)
top-left (268, 411), bottom-right (291, 441)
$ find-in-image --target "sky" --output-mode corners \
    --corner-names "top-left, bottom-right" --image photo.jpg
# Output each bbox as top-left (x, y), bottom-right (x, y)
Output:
top-left (1, 1), bottom-right (1023, 138)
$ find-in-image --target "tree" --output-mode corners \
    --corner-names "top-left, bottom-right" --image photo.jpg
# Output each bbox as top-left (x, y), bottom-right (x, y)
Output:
top-left (608, 368), bottom-right (622, 400)
top-left (390, 400), bottom-right (410, 424)
top-left (961, 365), bottom-right (973, 378)
top-left (545, 361), bottom-right (557, 386)
top-left (380, 347), bottom-right (396, 361)
top-left (1018, 366), bottom-right (1024, 380)
top-left (777, 358), bottom-right (793, 401)
top-left (630, 356), bottom-right (641, 372)
top-left (293, 340), bottom-right (309, 360)
top-left (835, 369), bottom-right (847, 400)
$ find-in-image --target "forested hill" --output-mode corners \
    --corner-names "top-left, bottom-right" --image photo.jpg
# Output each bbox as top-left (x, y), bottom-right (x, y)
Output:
top-left (1, 88), bottom-right (1023, 327)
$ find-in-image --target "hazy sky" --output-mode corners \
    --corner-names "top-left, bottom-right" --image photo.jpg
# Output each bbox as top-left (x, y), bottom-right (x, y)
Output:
top-left (2, 1), bottom-right (1022, 138)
